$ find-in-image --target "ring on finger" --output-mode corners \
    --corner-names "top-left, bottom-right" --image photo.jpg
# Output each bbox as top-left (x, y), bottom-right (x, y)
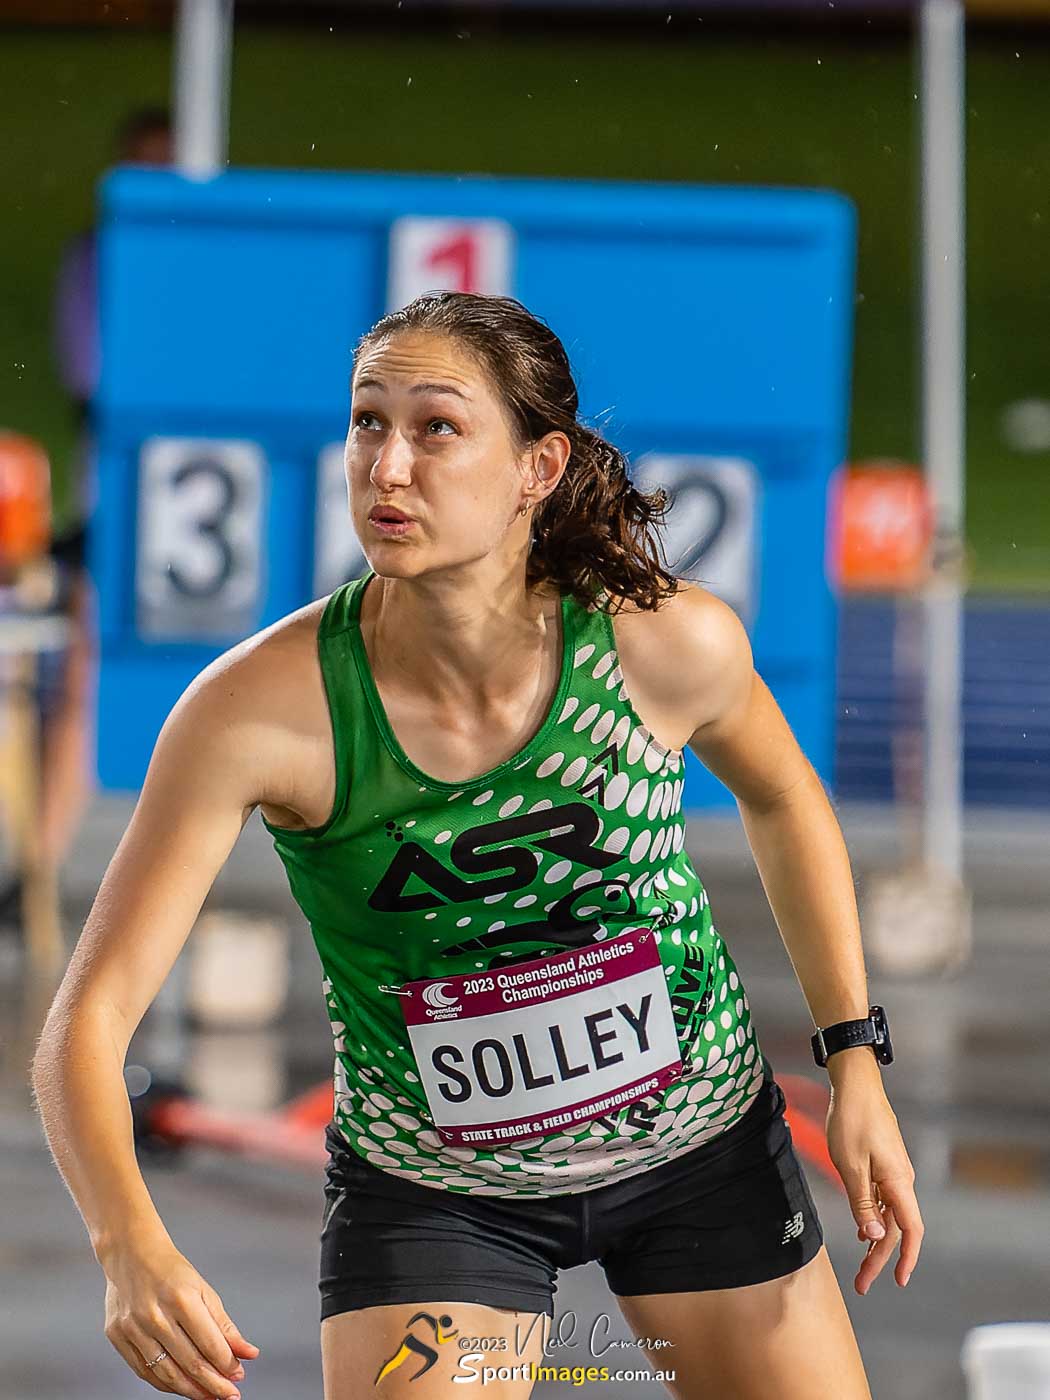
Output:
top-left (146, 1349), bottom-right (169, 1370)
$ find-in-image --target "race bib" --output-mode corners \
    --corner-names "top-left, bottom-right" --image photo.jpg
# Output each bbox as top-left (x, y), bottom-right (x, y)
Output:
top-left (399, 929), bottom-right (684, 1147)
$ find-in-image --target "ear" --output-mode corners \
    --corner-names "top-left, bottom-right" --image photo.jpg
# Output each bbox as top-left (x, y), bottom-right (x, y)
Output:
top-left (527, 431), bottom-right (572, 502)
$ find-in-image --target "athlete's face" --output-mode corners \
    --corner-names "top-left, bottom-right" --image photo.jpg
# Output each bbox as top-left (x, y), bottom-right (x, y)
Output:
top-left (347, 331), bottom-right (568, 578)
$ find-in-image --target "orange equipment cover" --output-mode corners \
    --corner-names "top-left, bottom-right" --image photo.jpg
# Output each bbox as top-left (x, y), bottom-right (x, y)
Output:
top-left (0, 432), bottom-right (52, 570)
top-left (830, 462), bottom-right (931, 593)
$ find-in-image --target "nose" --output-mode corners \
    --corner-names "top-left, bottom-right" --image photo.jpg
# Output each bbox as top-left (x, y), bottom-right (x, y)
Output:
top-left (369, 427), bottom-right (414, 489)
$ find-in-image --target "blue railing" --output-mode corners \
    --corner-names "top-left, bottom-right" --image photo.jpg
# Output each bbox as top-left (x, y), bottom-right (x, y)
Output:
top-left (835, 596), bottom-right (1050, 807)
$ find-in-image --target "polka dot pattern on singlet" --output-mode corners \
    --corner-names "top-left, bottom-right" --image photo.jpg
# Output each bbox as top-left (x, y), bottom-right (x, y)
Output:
top-left (270, 577), bottom-right (770, 1197)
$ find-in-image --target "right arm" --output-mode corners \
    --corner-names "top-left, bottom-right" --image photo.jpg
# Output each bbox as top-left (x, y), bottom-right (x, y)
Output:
top-left (30, 650), bottom-right (278, 1400)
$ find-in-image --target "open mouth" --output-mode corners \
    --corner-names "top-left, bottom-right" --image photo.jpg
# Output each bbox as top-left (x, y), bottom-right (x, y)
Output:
top-left (369, 507), bottom-right (415, 532)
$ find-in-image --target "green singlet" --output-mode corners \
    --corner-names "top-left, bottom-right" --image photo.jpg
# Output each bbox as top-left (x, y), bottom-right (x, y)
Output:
top-left (264, 570), bottom-right (771, 1196)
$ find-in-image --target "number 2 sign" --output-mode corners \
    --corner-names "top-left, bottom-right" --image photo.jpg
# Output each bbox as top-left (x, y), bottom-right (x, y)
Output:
top-left (633, 454), bottom-right (761, 628)
top-left (387, 217), bottom-right (515, 311)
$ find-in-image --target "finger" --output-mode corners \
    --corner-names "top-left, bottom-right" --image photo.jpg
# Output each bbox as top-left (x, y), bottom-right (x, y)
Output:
top-left (125, 1321), bottom-right (235, 1400)
top-left (141, 1291), bottom-right (244, 1400)
top-left (855, 1231), bottom-right (896, 1296)
top-left (878, 1180), bottom-right (925, 1284)
top-left (155, 1323), bottom-right (243, 1400)
top-left (146, 1353), bottom-right (230, 1400)
top-left (857, 1189), bottom-right (889, 1242)
top-left (198, 1285), bottom-right (260, 1363)
top-left (104, 1327), bottom-right (177, 1393)
top-left (842, 1166), bottom-right (888, 1243)
top-left (854, 1207), bottom-right (901, 1295)
top-left (180, 1293), bottom-right (248, 1382)
top-left (857, 1195), bottom-right (885, 1241)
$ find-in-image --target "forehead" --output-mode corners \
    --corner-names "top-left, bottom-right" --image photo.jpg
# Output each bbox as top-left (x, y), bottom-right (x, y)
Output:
top-left (352, 332), bottom-right (490, 397)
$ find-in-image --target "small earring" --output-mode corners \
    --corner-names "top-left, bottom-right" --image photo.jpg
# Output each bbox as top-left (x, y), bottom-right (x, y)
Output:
top-left (519, 501), bottom-right (531, 517)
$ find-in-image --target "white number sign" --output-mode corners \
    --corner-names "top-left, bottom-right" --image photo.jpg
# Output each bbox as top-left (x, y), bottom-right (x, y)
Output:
top-left (387, 217), bottom-right (515, 311)
top-left (633, 455), bottom-right (760, 625)
top-left (136, 437), bottom-right (265, 639)
top-left (314, 442), bottom-right (368, 598)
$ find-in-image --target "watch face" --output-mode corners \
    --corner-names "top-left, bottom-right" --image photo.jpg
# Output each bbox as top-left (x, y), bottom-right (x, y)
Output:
top-left (870, 1006), bottom-right (894, 1064)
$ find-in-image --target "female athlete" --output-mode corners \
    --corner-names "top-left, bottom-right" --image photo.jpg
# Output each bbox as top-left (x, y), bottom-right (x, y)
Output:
top-left (32, 291), bottom-right (922, 1400)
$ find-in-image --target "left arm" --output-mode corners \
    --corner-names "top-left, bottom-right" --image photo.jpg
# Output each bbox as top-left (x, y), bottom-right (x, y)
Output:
top-left (658, 584), bottom-right (924, 1296)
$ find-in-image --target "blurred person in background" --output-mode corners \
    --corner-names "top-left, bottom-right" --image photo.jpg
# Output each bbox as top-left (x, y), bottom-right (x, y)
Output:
top-left (52, 104), bottom-right (173, 425)
top-left (32, 293), bottom-right (921, 1400)
top-left (0, 107), bottom-right (172, 942)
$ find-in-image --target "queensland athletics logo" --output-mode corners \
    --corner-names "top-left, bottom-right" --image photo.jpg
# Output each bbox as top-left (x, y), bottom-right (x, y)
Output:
top-left (421, 981), bottom-right (461, 1019)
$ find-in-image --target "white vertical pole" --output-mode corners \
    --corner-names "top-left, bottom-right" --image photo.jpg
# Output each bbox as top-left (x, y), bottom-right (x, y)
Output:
top-left (920, 0), bottom-right (966, 882)
top-left (173, 0), bottom-right (234, 178)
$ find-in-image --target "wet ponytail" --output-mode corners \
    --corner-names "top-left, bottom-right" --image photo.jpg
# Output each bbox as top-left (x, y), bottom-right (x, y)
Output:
top-left (353, 292), bottom-right (682, 613)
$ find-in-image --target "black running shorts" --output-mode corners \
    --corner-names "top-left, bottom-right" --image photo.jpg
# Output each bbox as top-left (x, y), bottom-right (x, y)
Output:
top-left (319, 1075), bottom-right (824, 1322)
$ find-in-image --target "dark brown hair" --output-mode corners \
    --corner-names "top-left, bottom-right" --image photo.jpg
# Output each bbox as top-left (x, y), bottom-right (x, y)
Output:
top-left (351, 291), bottom-right (681, 613)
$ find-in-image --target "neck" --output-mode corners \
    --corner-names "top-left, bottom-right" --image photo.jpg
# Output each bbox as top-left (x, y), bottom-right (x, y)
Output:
top-left (362, 565), bottom-right (563, 710)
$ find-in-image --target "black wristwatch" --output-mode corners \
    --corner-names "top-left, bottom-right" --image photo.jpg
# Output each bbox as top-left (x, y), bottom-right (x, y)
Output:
top-left (811, 1005), bottom-right (893, 1068)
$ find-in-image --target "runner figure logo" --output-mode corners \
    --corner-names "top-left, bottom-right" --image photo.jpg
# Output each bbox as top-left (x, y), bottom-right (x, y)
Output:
top-left (375, 1311), bottom-right (459, 1384)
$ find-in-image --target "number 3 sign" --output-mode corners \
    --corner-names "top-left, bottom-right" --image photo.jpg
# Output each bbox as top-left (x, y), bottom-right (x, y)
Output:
top-left (136, 437), bottom-right (265, 639)
top-left (387, 217), bottom-right (515, 311)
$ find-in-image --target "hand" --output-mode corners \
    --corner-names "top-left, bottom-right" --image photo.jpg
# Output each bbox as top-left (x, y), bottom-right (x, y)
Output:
top-left (101, 1236), bottom-right (259, 1399)
top-left (823, 1067), bottom-right (925, 1297)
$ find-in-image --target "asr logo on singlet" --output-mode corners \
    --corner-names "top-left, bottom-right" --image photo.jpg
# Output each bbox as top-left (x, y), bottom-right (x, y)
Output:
top-left (369, 801), bottom-right (640, 955)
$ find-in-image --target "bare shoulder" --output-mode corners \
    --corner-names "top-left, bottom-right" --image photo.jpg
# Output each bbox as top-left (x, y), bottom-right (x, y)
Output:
top-left (162, 595), bottom-right (334, 825)
top-left (604, 580), bottom-right (754, 746)
top-left (179, 596), bottom-right (328, 727)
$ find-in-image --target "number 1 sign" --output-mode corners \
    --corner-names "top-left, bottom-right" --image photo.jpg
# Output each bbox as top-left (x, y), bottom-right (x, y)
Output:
top-left (387, 217), bottom-right (515, 311)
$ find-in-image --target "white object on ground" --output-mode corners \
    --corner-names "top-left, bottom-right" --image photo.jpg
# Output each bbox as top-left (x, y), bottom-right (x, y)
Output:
top-left (962, 1323), bottom-right (1050, 1400)
top-left (862, 863), bottom-right (972, 978)
top-left (187, 910), bottom-right (290, 1029)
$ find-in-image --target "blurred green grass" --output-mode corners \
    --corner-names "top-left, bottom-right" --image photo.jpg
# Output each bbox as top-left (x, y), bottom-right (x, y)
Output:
top-left (1, 26), bottom-right (1047, 588)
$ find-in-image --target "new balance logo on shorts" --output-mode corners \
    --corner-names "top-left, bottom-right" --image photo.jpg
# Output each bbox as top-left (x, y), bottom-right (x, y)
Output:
top-left (781, 1211), bottom-right (805, 1244)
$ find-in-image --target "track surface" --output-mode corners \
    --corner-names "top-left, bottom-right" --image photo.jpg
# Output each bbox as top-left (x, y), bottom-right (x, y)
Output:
top-left (3, 800), bottom-right (1048, 1399)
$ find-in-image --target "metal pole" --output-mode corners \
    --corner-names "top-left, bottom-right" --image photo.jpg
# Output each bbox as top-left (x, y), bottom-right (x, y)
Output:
top-left (920, 0), bottom-right (966, 882)
top-left (173, 0), bottom-right (234, 178)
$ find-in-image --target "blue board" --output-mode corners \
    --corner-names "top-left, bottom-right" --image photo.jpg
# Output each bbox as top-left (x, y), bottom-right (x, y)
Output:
top-left (93, 167), bottom-right (855, 803)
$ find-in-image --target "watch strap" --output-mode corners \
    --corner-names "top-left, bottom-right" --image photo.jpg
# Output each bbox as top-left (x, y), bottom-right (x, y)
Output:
top-left (812, 1006), bottom-right (891, 1067)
